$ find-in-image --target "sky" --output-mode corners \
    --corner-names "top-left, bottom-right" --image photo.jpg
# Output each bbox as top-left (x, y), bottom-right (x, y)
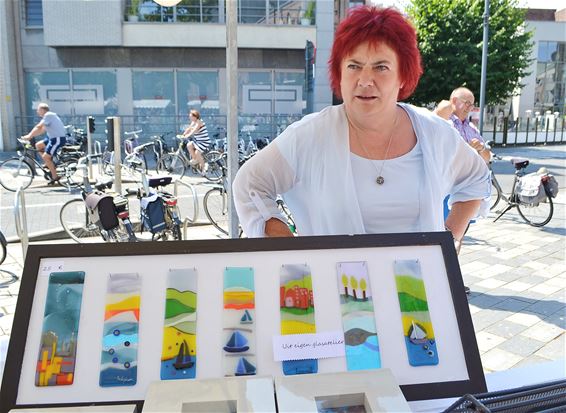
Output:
top-left (373, 0), bottom-right (565, 10)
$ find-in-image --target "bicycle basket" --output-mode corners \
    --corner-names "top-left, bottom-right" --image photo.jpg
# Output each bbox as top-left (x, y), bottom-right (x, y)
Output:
top-left (140, 192), bottom-right (166, 234)
top-left (84, 192), bottom-right (119, 230)
top-left (516, 173), bottom-right (547, 206)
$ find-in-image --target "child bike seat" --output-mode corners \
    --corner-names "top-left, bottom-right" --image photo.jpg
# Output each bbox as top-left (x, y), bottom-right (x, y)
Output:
top-left (510, 158), bottom-right (529, 170)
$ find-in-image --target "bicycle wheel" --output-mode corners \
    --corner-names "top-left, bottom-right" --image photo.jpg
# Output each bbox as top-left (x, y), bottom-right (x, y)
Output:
top-left (59, 160), bottom-right (83, 189)
top-left (490, 176), bottom-right (502, 211)
top-left (0, 158), bottom-right (34, 191)
top-left (157, 154), bottom-right (186, 179)
top-left (203, 187), bottom-right (229, 236)
top-left (517, 190), bottom-right (553, 227)
top-left (60, 199), bottom-right (102, 242)
top-left (0, 230), bottom-right (7, 266)
top-left (203, 151), bottom-right (224, 182)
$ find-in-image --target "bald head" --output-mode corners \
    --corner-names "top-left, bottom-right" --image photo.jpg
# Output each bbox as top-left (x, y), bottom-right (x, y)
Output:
top-left (450, 87), bottom-right (475, 121)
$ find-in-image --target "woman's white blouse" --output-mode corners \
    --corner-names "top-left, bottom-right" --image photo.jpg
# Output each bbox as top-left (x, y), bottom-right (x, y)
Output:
top-left (233, 103), bottom-right (491, 237)
top-left (350, 140), bottom-right (422, 234)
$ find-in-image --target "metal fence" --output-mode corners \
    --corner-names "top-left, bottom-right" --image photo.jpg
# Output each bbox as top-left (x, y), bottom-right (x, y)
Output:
top-left (13, 113), bottom-right (303, 150)
top-left (486, 114), bottom-right (565, 146)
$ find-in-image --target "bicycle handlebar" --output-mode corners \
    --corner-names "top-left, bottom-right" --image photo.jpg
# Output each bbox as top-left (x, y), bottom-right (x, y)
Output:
top-left (124, 130), bottom-right (143, 136)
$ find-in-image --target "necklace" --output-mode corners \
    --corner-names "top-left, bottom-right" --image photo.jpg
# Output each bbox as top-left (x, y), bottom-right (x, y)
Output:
top-left (348, 111), bottom-right (398, 185)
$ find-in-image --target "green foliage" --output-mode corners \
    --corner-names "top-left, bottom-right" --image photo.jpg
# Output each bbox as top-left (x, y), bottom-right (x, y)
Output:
top-left (128, 0), bottom-right (140, 16)
top-left (406, 0), bottom-right (533, 105)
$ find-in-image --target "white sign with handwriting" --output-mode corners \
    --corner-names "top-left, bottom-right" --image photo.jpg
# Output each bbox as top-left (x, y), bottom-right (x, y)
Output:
top-left (39, 260), bottom-right (64, 277)
top-left (272, 331), bottom-right (346, 361)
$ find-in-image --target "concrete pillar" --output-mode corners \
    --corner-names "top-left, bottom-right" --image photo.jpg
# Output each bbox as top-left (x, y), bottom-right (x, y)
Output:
top-left (313, 0), bottom-right (333, 112)
top-left (0, 0), bottom-right (24, 150)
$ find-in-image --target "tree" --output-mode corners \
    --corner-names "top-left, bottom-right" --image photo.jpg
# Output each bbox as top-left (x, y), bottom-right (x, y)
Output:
top-left (350, 276), bottom-right (358, 300)
top-left (359, 278), bottom-right (367, 300)
top-left (406, 0), bottom-right (533, 106)
top-left (341, 274), bottom-right (349, 296)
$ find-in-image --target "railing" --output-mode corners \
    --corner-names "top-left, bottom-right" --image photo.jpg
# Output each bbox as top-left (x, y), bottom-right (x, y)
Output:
top-left (125, 0), bottom-right (314, 25)
top-left (13, 187), bottom-right (29, 259)
top-left (14, 114), bottom-right (302, 150)
top-left (487, 115), bottom-right (565, 146)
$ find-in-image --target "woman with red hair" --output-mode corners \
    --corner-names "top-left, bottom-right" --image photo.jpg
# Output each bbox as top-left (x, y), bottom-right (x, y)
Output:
top-left (233, 6), bottom-right (490, 243)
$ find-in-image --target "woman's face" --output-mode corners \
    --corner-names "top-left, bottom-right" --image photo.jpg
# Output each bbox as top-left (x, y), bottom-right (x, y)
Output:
top-left (189, 113), bottom-right (196, 121)
top-left (340, 41), bottom-right (402, 118)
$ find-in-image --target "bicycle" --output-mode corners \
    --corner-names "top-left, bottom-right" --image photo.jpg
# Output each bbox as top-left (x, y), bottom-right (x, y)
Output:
top-left (202, 153), bottom-right (296, 237)
top-left (156, 135), bottom-right (223, 182)
top-left (137, 173), bottom-right (183, 241)
top-left (0, 138), bottom-right (83, 191)
top-left (0, 230), bottom-right (6, 266)
top-left (490, 156), bottom-right (554, 227)
top-left (60, 155), bottom-right (138, 243)
top-left (101, 129), bottom-right (148, 179)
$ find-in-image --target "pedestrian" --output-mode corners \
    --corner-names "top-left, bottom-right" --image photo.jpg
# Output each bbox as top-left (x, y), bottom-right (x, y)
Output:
top-left (181, 109), bottom-right (211, 175)
top-left (21, 103), bottom-right (66, 184)
top-left (435, 87), bottom-right (492, 163)
top-left (233, 6), bottom-right (490, 252)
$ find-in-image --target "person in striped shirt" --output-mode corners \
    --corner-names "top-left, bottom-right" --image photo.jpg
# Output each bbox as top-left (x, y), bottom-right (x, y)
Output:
top-left (181, 109), bottom-right (211, 174)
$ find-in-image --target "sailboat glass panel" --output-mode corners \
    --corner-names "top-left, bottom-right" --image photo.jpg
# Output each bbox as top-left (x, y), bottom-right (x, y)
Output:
top-left (393, 259), bottom-right (439, 366)
top-left (222, 267), bottom-right (256, 376)
top-left (161, 268), bottom-right (198, 380)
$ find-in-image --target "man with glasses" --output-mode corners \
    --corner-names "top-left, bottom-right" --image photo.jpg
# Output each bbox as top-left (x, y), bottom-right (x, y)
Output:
top-left (436, 87), bottom-right (491, 163)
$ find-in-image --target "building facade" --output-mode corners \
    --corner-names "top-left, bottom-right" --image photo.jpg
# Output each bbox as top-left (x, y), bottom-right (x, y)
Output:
top-left (0, 0), bottom-right (340, 150)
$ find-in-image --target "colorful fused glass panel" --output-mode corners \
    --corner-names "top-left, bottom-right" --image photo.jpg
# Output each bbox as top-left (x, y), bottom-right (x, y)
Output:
top-left (100, 273), bottom-right (141, 387)
top-left (36, 271), bottom-right (85, 386)
top-left (337, 261), bottom-right (381, 370)
top-left (161, 269), bottom-right (198, 380)
top-left (279, 264), bottom-right (317, 375)
top-left (393, 259), bottom-right (439, 366)
top-left (222, 267), bottom-right (256, 377)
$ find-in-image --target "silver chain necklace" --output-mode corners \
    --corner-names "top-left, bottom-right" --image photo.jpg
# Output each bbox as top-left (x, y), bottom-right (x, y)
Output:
top-left (348, 112), bottom-right (399, 185)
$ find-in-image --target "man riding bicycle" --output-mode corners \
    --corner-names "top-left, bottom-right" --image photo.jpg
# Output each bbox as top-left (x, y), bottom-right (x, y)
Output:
top-left (21, 102), bottom-right (66, 184)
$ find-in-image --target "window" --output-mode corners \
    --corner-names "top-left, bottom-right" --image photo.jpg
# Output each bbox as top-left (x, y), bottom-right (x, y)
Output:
top-left (132, 70), bottom-right (175, 134)
top-left (535, 41), bottom-right (566, 113)
top-left (25, 0), bottom-right (43, 26)
top-left (177, 71), bottom-right (220, 116)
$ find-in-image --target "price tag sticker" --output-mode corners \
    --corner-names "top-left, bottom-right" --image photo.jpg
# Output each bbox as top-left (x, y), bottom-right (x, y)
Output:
top-left (39, 260), bottom-right (65, 276)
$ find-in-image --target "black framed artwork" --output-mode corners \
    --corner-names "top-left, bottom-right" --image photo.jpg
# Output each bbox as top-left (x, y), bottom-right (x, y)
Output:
top-left (0, 233), bottom-right (486, 412)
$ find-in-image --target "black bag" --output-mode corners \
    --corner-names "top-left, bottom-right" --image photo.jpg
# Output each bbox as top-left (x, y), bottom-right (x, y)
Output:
top-left (85, 192), bottom-right (119, 230)
top-left (140, 193), bottom-right (166, 234)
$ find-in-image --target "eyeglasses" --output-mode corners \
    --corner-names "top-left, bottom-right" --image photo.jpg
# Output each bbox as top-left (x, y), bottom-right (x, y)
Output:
top-left (456, 97), bottom-right (475, 108)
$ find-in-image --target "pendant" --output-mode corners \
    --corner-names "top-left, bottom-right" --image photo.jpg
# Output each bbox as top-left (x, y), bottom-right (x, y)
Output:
top-left (376, 176), bottom-right (384, 185)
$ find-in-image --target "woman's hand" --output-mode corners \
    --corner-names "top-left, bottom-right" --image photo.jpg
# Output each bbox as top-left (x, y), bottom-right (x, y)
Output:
top-left (264, 218), bottom-right (293, 237)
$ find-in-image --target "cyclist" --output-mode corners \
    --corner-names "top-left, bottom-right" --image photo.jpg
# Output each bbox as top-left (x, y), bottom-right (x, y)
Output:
top-left (21, 102), bottom-right (66, 184)
top-left (181, 109), bottom-right (211, 175)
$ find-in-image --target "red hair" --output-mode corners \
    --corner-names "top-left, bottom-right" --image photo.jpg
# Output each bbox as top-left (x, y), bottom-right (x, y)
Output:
top-left (328, 6), bottom-right (422, 101)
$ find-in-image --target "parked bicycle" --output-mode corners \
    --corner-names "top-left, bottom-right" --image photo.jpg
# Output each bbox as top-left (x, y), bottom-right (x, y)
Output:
top-left (137, 173), bottom-right (183, 241)
top-left (490, 156), bottom-right (555, 227)
top-left (0, 138), bottom-right (83, 191)
top-left (60, 155), bottom-right (138, 243)
top-left (101, 132), bottom-right (152, 181)
top-left (156, 135), bottom-right (223, 182)
top-left (202, 153), bottom-right (296, 236)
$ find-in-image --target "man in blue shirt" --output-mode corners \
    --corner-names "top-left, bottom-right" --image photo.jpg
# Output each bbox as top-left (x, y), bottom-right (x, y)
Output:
top-left (22, 102), bottom-right (67, 183)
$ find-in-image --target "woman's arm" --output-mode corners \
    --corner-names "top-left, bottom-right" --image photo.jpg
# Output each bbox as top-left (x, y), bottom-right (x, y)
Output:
top-left (233, 142), bottom-right (295, 237)
top-left (183, 120), bottom-right (201, 138)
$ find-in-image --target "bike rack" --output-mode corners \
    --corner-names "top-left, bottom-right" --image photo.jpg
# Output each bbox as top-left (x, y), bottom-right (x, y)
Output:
top-left (173, 179), bottom-right (199, 240)
top-left (13, 186), bottom-right (29, 259)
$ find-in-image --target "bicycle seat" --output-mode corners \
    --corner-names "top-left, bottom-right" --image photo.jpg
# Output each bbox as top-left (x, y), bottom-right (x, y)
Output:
top-left (94, 177), bottom-right (114, 191)
top-left (510, 157), bottom-right (529, 170)
top-left (60, 145), bottom-right (82, 152)
top-left (148, 176), bottom-right (173, 188)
